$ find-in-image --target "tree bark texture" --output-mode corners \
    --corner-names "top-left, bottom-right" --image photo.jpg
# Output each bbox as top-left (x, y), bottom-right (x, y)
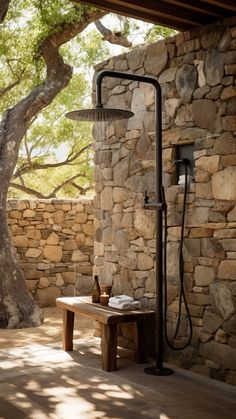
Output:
top-left (0, 0), bottom-right (10, 23)
top-left (0, 7), bottom-right (106, 328)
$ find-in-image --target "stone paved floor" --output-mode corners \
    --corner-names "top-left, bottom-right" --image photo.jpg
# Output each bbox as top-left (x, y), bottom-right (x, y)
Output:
top-left (0, 308), bottom-right (236, 419)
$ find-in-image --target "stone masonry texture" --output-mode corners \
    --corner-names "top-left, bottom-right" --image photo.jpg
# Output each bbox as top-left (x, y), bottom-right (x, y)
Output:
top-left (7, 199), bottom-right (94, 307)
top-left (93, 17), bottom-right (236, 385)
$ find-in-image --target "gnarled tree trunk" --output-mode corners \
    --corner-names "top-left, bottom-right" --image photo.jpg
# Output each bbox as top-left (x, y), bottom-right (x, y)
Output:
top-left (0, 6), bottom-right (106, 328)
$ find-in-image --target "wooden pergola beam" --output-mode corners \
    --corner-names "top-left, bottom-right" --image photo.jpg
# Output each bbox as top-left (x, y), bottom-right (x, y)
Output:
top-left (77, 0), bottom-right (236, 31)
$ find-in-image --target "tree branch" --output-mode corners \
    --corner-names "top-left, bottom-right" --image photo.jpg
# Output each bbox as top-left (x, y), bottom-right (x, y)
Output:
top-left (9, 172), bottom-right (91, 199)
top-left (0, 0), bottom-right (10, 23)
top-left (13, 143), bottom-right (92, 179)
top-left (0, 79), bottom-right (21, 98)
top-left (71, 181), bottom-right (93, 195)
top-left (95, 20), bottom-right (132, 47)
top-left (0, 6), bottom-right (106, 189)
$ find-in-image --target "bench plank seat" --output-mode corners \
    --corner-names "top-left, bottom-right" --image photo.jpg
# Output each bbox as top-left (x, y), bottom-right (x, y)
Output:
top-left (56, 296), bottom-right (155, 371)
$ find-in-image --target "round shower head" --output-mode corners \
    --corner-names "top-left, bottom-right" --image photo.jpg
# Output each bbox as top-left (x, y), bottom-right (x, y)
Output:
top-left (65, 107), bottom-right (134, 122)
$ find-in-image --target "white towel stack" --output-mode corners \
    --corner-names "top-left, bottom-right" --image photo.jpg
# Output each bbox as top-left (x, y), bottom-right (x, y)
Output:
top-left (108, 295), bottom-right (141, 310)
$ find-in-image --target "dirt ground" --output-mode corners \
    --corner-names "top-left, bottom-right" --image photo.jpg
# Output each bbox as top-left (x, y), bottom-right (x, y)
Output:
top-left (0, 307), bottom-right (95, 349)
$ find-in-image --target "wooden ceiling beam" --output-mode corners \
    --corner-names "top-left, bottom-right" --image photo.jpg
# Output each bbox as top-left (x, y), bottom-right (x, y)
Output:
top-left (162, 0), bottom-right (232, 17)
top-left (78, 0), bottom-right (199, 29)
top-left (77, 0), bottom-right (236, 31)
top-left (199, 0), bottom-right (236, 12)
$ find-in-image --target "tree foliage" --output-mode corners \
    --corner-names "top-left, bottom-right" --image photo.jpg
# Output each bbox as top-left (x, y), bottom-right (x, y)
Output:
top-left (0, 1), bottom-right (110, 198)
top-left (0, 1), bottom-right (176, 200)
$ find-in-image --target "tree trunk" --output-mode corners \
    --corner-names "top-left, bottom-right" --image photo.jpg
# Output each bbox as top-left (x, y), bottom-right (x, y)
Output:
top-left (0, 207), bottom-right (43, 328)
top-left (0, 7), bottom-right (106, 328)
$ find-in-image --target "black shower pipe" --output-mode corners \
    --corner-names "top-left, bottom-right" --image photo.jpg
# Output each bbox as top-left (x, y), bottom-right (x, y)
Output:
top-left (95, 70), bottom-right (171, 374)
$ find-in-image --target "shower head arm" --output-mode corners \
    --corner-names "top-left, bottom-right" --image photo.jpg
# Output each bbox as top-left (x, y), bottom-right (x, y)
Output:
top-left (95, 70), bottom-right (161, 106)
top-left (95, 69), bottom-right (162, 195)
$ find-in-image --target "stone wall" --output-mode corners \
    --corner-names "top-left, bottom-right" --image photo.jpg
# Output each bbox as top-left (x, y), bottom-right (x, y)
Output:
top-left (93, 17), bottom-right (236, 384)
top-left (7, 199), bottom-right (94, 307)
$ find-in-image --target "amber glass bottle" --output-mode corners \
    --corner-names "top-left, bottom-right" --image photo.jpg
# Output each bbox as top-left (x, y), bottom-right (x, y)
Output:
top-left (92, 275), bottom-right (100, 303)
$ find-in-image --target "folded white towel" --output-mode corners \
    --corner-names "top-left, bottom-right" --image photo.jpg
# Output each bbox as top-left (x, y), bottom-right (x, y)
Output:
top-left (109, 295), bottom-right (134, 304)
top-left (108, 301), bottom-right (131, 310)
top-left (108, 300), bottom-right (141, 310)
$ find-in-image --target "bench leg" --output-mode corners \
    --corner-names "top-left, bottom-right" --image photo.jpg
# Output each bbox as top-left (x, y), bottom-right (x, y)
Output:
top-left (133, 321), bottom-right (147, 364)
top-left (63, 309), bottom-right (74, 351)
top-left (100, 324), bottom-right (117, 372)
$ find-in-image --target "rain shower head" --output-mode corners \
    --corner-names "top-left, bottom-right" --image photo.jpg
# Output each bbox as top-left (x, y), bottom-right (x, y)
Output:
top-left (65, 106), bottom-right (134, 122)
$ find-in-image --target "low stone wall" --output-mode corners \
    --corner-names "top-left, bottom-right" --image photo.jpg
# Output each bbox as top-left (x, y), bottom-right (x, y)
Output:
top-left (7, 199), bottom-right (94, 307)
top-left (93, 17), bottom-right (236, 384)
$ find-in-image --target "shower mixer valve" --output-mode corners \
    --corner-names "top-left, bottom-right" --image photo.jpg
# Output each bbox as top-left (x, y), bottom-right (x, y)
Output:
top-left (143, 190), bottom-right (166, 211)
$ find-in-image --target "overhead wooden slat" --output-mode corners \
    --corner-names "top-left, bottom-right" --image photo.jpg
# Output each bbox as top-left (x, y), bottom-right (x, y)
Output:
top-left (78, 0), bottom-right (236, 31)
top-left (162, 0), bottom-right (234, 16)
top-left (199, 0), bottom-right (236, 12)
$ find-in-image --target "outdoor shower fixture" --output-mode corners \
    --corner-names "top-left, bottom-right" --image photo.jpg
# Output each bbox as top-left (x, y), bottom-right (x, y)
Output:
top-left (65, 70), bottom-right (174, 376)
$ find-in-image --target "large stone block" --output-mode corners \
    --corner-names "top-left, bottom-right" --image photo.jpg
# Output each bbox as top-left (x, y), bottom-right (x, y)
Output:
top-left (12, 235), bottom-right (29, 247)
top-left (100, 187), bottom-right (113, 210)
top-left (192, 99), bottom-right (216, 131)
top-left (205, 48), bottom-right (224, 86)
top-left (221, 239), bottom-right (236, 252)
top-left (212, 167), bottom-right (236, 200)
top-left (213, 132), bottom-right (236, 155)
top-left (43, 245), bottom-right (62, 262)
top-left (128, 88), bottom-right (146, 130)
top-left (165, 98), bottom-right (181, 119)
top-left (194, 265), bottom-right (215, 286)
top-left (54, 210), bottom-right (65, 224)
top-left (201, 238), bottom-right (225, 259)
top-left (222, 314), bottom-right (236, 335)
top-left (199, 340), bottom-right (236, 369)
top-left (113, 187), bottom-right (129, 203)
top-left (72, 250), bottom-right (89, 262)
top-left (61, 267), bottom-right (74, 284)
top-left (186, 207), bottom-right (209, 227)
top-left (114, 229), bottom-right (129, 253)
top-left (227, 206), bottom-right (236, 222)
top-left (137, 253), bottom-right (153, 270)
top-left (195, 155), bottom-right (220, 174)
top-left (127, 46), bottom-right (145, 70)
top-left (218, 260), bottom-right (236, 280)
top-left (46, 232), bottom-right (59, 245)
top-left (195, 182), bottom-right (213, 199)
top-left (144, 40), bottom-right (168, 76)
top-left (25, 248), bottom-right (42, 259)
top-left (186, 293), bottom-right (211, 306)
top-left (82, 223), bottom-right (94, 236)
top-left (114, 156), bottom-right (130, 186)
top-left (159, 67), bottom-right (177, 83)
top-left (222, 116), bottom-right (236, 131)
top-left (134, 209), bottom-right (155, 239)
top-left (202, 309), bottom-right (223, 333)
top-left (210, 281), bottom-right (235, 320)
top-left (62, 239), bottom-right (77, 251)
top-left (176, 64), bottom-right (197, 102)
top-left (23, 209), bottom-right (35, 218)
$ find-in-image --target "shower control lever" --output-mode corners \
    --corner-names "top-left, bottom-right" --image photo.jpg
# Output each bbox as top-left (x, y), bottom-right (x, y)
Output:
top-left (143, 190), bottom-right (166, 211)
top-left (144, 190), bottom-right (149, 205)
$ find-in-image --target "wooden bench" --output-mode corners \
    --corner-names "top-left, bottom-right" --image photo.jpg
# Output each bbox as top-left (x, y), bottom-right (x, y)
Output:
top-left (56, 296), bottom-right (155, 372)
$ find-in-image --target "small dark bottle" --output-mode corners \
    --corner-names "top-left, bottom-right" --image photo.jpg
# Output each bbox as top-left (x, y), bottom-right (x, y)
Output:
top-left (92, 275), bottom-right (100, 303)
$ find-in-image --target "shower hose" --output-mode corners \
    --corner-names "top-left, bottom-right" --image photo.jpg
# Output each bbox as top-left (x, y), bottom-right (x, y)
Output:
top-left (163, 159), bottom-right (193, 350)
